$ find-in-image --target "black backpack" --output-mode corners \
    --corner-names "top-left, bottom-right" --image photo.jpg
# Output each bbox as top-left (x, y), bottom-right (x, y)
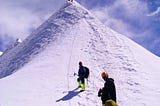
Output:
top-left (84, 67), bottom-right (89, 78)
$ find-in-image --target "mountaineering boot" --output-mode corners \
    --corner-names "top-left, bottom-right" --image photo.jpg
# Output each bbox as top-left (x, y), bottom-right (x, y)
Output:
top-left (79, 84), bottom-right (85, 92)
top-left (81, 84), bottom-right (86, 91)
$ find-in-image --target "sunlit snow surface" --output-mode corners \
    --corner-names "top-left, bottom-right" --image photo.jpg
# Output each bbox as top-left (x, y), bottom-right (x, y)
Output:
top-left (0, 1), bottom-right (160, 106)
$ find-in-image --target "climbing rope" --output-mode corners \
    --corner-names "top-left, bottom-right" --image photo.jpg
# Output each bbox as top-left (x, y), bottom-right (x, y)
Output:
top-left (66, 29), bottom-right (76, 106)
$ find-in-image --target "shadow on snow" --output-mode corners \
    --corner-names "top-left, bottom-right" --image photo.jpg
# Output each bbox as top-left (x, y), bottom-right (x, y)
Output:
top-left (56, 87), bottom-right (80, 102)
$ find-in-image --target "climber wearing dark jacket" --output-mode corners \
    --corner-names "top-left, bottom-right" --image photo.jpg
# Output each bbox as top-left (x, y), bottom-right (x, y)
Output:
top-left (98, 71), bottom-right (116, 105)
top-left (77, 61), bottom-right (86, 91)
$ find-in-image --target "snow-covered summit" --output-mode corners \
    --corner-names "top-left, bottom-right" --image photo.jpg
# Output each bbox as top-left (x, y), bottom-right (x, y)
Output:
top-left (0, 2), bottom-right (95, 78)
top-left (0, 51), bottom-right (3, 56)
top-left (0, 1), bottom-right (160, 106)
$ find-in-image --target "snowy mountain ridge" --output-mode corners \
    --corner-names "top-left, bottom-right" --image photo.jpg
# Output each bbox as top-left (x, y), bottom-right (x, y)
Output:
top-left (0, 1), bottom-right (160, 106)
top-left (0, 2), bottom-right (91, 78)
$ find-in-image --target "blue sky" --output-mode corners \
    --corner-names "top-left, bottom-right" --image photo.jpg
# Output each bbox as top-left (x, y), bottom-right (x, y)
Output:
top-left (0, 0), bottom-right (160, 56)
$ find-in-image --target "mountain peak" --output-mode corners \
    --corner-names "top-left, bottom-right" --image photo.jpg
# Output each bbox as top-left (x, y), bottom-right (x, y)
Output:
top-left (0, 2), bottom-right (96, 78)
top-left (0, 1), bottom-right (160, 106)
top-left (0, 51), bottom-right (3, 56)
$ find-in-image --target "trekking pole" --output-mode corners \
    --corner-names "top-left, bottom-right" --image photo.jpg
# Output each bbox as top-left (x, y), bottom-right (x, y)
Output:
top-left (87, 78), bottom-right (88, 85)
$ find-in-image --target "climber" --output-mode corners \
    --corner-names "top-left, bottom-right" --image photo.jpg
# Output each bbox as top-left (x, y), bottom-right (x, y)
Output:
top-left (98, 71), bottom-right (117, 106)
top-left (77, 61), bottom-right (89, 92)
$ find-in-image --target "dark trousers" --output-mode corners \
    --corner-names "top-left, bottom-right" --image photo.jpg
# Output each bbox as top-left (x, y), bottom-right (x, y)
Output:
top-left (77, 77), bottom-right (85, 84)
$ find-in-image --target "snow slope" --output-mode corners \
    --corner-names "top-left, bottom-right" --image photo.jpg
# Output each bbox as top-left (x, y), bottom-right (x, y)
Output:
top-left (0, 1), bottom-right (160, 106)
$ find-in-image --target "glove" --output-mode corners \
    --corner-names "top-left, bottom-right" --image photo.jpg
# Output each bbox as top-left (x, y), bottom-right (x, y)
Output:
top-left (98, 88), bottom-right (102, 97)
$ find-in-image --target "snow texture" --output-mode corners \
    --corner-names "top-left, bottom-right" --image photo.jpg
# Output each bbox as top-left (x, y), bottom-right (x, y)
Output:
top-left (0, 1), bottom-right (160, 106)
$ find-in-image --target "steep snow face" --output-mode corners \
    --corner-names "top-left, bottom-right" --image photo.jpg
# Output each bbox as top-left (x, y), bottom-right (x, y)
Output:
top-left (0, 1), bottom-right (160, 106)
top-left (0, 2), bottom-right (92, 78)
